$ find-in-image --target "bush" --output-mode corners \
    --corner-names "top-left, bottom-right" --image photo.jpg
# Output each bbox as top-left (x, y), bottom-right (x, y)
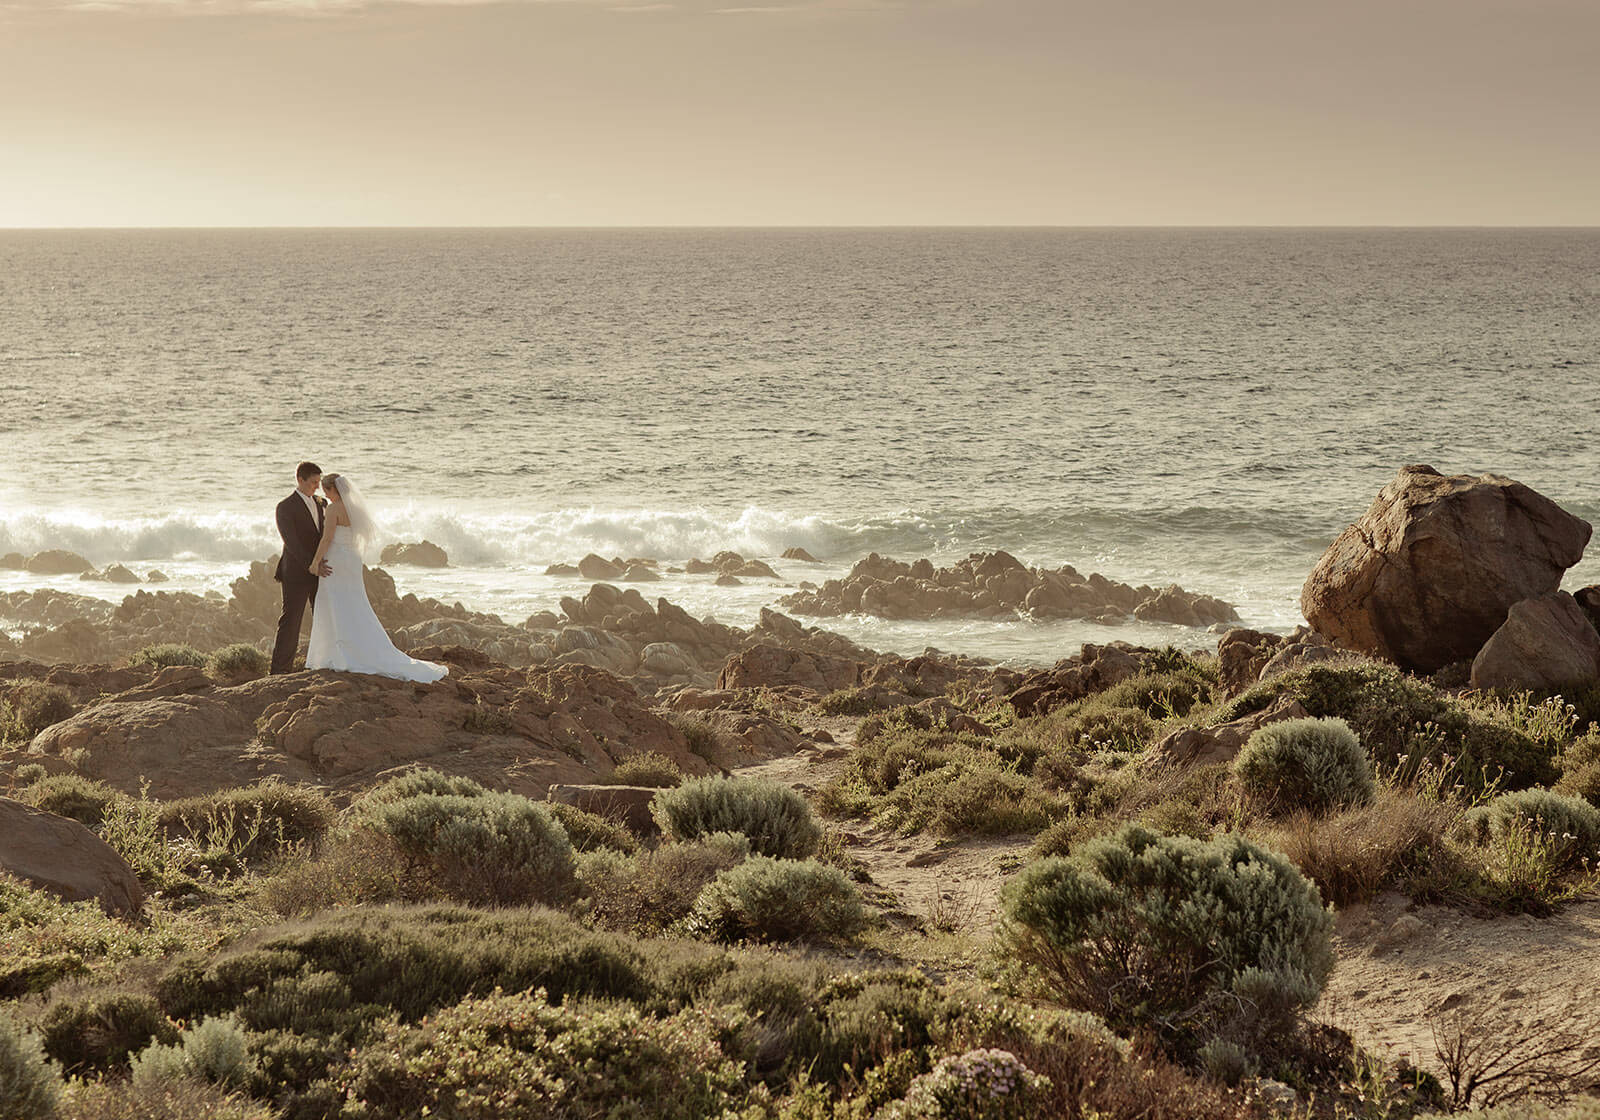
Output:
top-left (1556, 728), bottom-right (1600, 805)
top-left (578, 833), bottom-right (750, 935)
top-left (1000, 824), bottom-right (1334, 1058)
top-left (0, 1013), bottom-right (61, 1119)
top-left (1219, 661), bottom-right (1557, 793)
top-left (23, 773), bottom-right (118, 827)
top-left (879, 1047), bottom-right (1052, 1120)
top-left (547, 802), bottom-right (640, 854)
top-left (652, 776), bottom-right (821, 859)
top-left (205, 644), bottom-right (269, 683)
top-left (334, 988), bottom-right (746, 1120)
top-left (1, 683), bottom-right (76, 743)
top-left (61, 1079), bottom-right (272, 1120)
top-left (685, 856), bottom-right (869, 944)
top-left (1463, 789), bottom-right (1600, 871)
top-left (131, 1017), bottom-right (255, 1090)
top-left (159, 781), bottom-right (336, 864)
top-left (665, 711), bottom-right (734, 762)
top-left (602, 751), bottom-right (685, 788)
top-left (129, 643), bottom-right (206, 669)
top-left (359, 768), bottom-right (489, 803)
top-left (1233, 716), bottom-right (1375, 815)
top-left (40, 991), bottom-right (179, 1074)
top-left (360, 788), bottom-right (576, 906)
top-left (1269, 787), bottom-right (1454, 907)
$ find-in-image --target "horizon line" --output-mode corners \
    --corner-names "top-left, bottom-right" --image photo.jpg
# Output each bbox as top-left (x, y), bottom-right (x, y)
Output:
top-left (4, 223), bottom-right (1599, 233)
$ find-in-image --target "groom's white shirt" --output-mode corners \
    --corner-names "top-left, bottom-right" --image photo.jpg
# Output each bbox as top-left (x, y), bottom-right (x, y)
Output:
top-left (298, 490), bottom-right (320, 528)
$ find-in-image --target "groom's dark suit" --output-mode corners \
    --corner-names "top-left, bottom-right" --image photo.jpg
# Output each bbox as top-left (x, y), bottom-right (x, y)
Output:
top-left (271, 490), bottom-right (327, 674)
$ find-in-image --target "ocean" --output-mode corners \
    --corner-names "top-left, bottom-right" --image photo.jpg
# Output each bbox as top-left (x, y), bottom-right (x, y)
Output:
top-left (2, 228), bottom-right (1597, 664)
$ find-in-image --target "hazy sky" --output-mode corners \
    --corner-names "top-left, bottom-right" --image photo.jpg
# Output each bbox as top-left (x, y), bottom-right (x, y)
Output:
top-left (2, 0), bottom-right (1596, 226)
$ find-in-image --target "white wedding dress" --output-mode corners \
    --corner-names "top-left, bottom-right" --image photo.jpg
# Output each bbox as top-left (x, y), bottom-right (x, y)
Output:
top-left (305, 522), bottom-right (448, 683)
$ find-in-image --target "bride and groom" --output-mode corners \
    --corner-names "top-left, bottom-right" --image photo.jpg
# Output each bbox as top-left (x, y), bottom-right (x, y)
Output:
top-left (270, 461), bottom-right (448, 682)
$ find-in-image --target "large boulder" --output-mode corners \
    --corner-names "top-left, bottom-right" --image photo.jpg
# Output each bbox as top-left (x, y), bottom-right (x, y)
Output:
top-left (1302, 465), bottom-right (1592, 673)
top-left (25, 550), bottom-right (94, 575)
top-left (0, 798), bottom-right (145, 915)
top-left (1146, 696), bottom-right (1309, 769)
top-left (1470, 592), bottom-right (1600, 692)
top-left (379, 540), bottom-right (449, 568)
top-left (717, 644), bottom-right (863, 694)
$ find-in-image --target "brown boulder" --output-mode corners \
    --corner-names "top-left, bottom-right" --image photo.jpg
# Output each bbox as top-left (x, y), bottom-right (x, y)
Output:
top-left (1005, 643), bottom-right (1144, 718)
top-left (0, 798), bottom-right (145, 915)
top-left (1470, 592), bottom-right (1600, 692)
top-left (1217, 628), bottom-right (1287, 696)
top-left (1147, 697), bottom-right (1310, 769)
top-left (577, 554), bottom-right (624, 581)
top-left (548, 784), bottom-right (661, 837)
top-left (380, 540), bottom-right (449, 568)
top-left (717, 644), bottom-right (863, 694)
top-left (1302, 465), bottom-right (1592, 673)
top-left (782, 547), bottom-right (820, 563)
top-left (26, 550), bottom-right (94, 575)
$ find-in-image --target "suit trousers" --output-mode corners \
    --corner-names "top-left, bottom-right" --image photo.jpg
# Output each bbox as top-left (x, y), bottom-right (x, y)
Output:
top-left (271, 575), bottom-right (319, 674)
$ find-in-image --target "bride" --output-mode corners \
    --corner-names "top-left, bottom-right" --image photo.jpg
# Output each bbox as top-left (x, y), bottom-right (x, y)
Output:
top-left (304, 474), bottom-right (448, 682)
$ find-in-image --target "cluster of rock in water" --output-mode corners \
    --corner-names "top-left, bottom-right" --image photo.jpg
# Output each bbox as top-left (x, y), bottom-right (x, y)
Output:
top-left (778, 550), bottom-right (1239, 627)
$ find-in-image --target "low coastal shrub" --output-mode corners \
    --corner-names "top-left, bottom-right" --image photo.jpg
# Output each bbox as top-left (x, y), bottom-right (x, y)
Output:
top-left (40, 991), bottom-right (178, 1074)
top-left (1556, 727), bottom-right (1600, 805)
top-left (602, 751), bottom-right (684, 788)
top-left (62, 1080), bottom-right (272, 1120)
top-left (652, 776), bottom-right (821, 858)
top-left (0, 1012), bottom-right (62, 1119)
top-left (685, 856), bottom-right (868, 944)
top-left (130, 1017), bottom-right (255, 1091)
top-left (547, 802), bottom-right (639, 853)
top-left (1, 683), bottom-right (77, 743)
top-left (1462, 789), bottom-right (1600, 871)
top-left (878, 1047), bottom-right (1052, 1120)
top-left (23, 773), bottom-right (117, 826)
top-left (664, 711), bottom-right (734, 762)
top-left (578, 833), bottom-right (750, 935)
top-left (1000, 824), bottom-right (1333, 1058)
top-left (358, 768), bottom-right (488, 804)
top-left (159, 781), bottom-right (336, 864)
top-left (1219, 661), bottom-right (1560, 792)
top-left (1269, 787), bottom-right (1455, 907)
top-left (204, 644), bottom-right (269, 683)
top-left (817, 686), bottom-right (900, 716)
top-left (333, 989), bottom-right (747, 1120)
top-left (1233, 716), bottom-right (1375, 815)
top-left (129, 643), bottom-right (206, 669)
top-left (359, 787), bottom-right (576, 906)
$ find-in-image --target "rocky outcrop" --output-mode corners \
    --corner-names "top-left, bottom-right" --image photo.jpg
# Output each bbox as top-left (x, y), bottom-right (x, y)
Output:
top-left (782, 547), bottom-right (820, 563)
top-left (0, 798), bottom-right (145, 915)
top-left (1470, 593), bottom-right (1600, 692)
top-left (780, 551), bottom-right (1236, 627)
top-left (24, 550), bottom-right (95, 575)
top-left (1217, 629), bottom-right (1286, 696)
top-left (1302, 466), bottom-right (1592, 673)
top-left (80, 564), bottom-right (142, 584)
top-left (25, 662), bottom-right (718, 801)
top-left (379, 541), bottom-right (449, 568)
top-left (1576, 586), bottom-right (1600, 636)
top-left (1146, 696), bottom-right (1310, 769)
top-left (548, 784), bottom-right (661, 837)
top-left (1003, 643), bottom-right (1147, 717)
top-left (684, 551), bottom-right (781, 580)
top-left (718, 644), bottom-right (865, 694)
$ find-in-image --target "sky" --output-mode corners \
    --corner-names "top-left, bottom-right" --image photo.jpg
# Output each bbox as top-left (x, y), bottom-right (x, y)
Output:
top-left (0, 0), bottom-right (1596, 227)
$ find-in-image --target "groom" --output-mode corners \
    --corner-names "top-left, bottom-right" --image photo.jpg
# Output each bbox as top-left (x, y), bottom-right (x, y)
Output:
top-left (270, 461), bottom-right (333, 674)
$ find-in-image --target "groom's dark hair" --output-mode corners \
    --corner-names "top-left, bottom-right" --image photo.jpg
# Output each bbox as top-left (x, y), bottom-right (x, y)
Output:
top-left (296, 461), bottom-right (322, 480)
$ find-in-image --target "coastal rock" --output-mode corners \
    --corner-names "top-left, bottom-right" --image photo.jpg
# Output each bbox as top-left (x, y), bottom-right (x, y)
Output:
top-left (145, 569), bottom-right (169, 583)
top-left (1, 552), bottom-right (27, 570)
top-left (1577, 586), bottom-right (1600, 636)
top-left (780, 551), bottom-right (1236, 627)
top-left (1470, 593), bottom-right (1600, 692)
top-left (718, 644), bottom-right (863, 694)
top-left (79, 564), bottom-right (142, 585)
top-left (1217, 628), bottom-right (1288, 696)
top-left (782, 547), bottom-right (820, 563)
top-left (577, 554), bottom-right (625, 581)
top-left (1005, 643), bottom-right (1145, 717)
top-left (1258, 627), bottom-right (1341, 682)
top-left (1302, 465), bottom-right (1592, 673)
top-left (545, 563), bottom-right (580, 576)
top-left (1147, 696), bottom-right (1310, 769)
top-left (547, 784), bottom-right (661, 837)
top-left (379, 540), bottom-right (449, 568)
top-left (715, 573), bottom-right (743, 587)
top-left (0, 797), bottom-right (145, 916)
top-left (620, 564), bottom-right (660, 582)
top-left (735, 560), bottom-right (780, 580)
top-left (25, 550), bottom-right (95, 575)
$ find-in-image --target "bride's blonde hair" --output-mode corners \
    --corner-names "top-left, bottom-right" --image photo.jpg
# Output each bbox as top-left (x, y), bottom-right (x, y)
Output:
top-left (321, 473), bottom-right (342, 499)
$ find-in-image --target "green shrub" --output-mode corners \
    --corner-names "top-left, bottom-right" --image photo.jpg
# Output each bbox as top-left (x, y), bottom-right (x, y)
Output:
top-left (129, 643), bottom-right (206, 669)
top-left (359, 768), bottom-right (489, 803)
top-left (652, 776), bottom-right (821, 859)
top-left (361, 789), bottom-right (576, 906)
top-left (1233, 716), bottom-right (1375, 815)
top-left (131, 1017), bottom-right (255, 1091)
top-left (1, 683), bottom-right (77, 743)
top-left (0, 1013), bottom-right (62, 1119)
top-left (334, 988), bottom-right (747, 1120)
top-left (1094, 669), bottom-right (1214, 719)
top-left (879, 1047), bottom-right (1052, 1120)
top-left (665, 711), bottom-right (734, 762)
top-left (602, 751), bottom-right (685, 788)
top-left (204, 644), bottom-right (269, 683)
top-left (40, 992), bottom-right (179, 1074)
top-left (685, 856), bottom-right (868, 944)
top-left (817, 687), bottom-right (897, 716)
top-left (578, 833), bottom-right (750, 936)
top-left (547, 802), bottom-right (640, 854)
top-left (1000, 824), bottom-right (1333, 1057)
top-left (1462, 789), bottom-right (1600, 871)
top-left (60, 1079), bottom-right (272, 1120)
top-left (159, 781), bottom-right (336, 864)
top-left (23, 773), bottom-right (118, 827)
top-left (1556, 728), bottom-right (1600, 805)
top-left (1219, 661), bottom-right (1557, 793)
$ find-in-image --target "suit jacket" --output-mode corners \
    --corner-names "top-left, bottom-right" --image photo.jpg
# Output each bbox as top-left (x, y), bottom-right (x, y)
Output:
top-left (274, 491), bottom-right (327, 583)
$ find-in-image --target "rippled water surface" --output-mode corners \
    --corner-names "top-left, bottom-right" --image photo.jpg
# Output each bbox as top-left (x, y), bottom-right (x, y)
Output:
top-left (2, 229), bottom-right (1596, 661)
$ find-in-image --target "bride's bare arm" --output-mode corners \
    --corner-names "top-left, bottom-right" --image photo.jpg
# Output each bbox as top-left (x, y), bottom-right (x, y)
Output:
top-left (309, 518), bottom-right (337, 576)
